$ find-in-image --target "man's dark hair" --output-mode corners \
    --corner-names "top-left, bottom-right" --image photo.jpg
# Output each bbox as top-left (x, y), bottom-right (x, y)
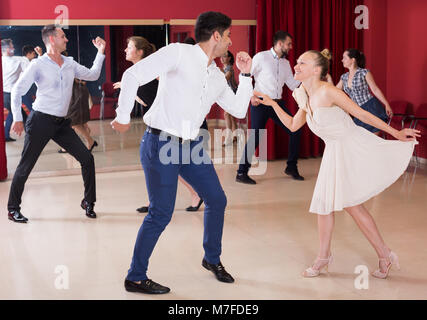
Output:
top-left (22, 45), bottom-right (35, 56)
top-left (183, 37), bottom-right (196, 45)
top-left (195, 11), bottom-right (232, 43)
top-left (41, 24), bottom-right (58, 46)
top-left (273, 30), bottom-right (292, 46)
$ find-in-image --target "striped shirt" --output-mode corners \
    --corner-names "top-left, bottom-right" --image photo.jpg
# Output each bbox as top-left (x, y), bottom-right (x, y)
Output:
top-left (341, 68), bottom-right (373, 106)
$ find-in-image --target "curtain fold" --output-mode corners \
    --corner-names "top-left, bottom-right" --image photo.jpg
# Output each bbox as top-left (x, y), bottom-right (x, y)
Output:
top-left (255, 0), bottom-right (364, 159)
top-left (0, 36), bottom-right (8, 180)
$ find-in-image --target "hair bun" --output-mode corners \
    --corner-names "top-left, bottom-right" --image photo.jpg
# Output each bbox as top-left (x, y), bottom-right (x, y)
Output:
top-left (320, 48), bottom-right (332, 60)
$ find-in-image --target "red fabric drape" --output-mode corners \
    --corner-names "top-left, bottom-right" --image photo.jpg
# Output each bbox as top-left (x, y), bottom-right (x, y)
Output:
top-left (255, 0), bottom-right (364, 159)
top-left (111, 26), bottom-right (133, 82)
top-left (0, 36), bottom-right (8, 181)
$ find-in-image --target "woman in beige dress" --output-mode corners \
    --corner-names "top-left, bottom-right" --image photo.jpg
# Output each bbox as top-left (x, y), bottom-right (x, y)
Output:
top-left (254, 50), bottom-right (419, 279)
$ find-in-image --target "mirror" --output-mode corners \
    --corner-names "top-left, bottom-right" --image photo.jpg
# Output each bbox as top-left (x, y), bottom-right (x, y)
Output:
top-left (1, 24), bottom-right (253, 177)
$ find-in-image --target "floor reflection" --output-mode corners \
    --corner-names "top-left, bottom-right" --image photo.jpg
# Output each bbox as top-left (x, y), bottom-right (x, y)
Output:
top-left (4, 118), bottom-right (251, 179)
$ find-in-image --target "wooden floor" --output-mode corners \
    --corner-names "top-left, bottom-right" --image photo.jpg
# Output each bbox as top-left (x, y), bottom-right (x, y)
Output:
top-left (1, 119), bottom-right (427, 300)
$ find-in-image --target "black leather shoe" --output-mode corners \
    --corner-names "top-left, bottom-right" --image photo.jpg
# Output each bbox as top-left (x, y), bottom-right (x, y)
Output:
top-left (8, 210), bottom-right (28, 223)
top-left (81, 199), bottom-right (97, 218)
top-left (202, 259), bottom-right (235, 283)
top-left (186, 199), bottom-right (203, 212)
top-left (136, 206), bottom-right (149, 213)
top-left (235, 173), bottom-right (256, 185)
top-left (285, 166), bottom-right (305, 181)
top-left (124, 279), bottom-right (170, 294)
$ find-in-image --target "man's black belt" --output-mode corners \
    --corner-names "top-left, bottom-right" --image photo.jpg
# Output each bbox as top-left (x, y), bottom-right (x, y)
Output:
top-left (147, 126), bottom-right (184, 143)
top-left (34, 110), bottom-right (66, 122)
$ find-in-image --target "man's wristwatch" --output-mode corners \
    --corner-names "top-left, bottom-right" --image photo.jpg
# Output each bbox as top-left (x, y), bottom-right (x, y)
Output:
top-left (240, 73), bottom-right (251, 77)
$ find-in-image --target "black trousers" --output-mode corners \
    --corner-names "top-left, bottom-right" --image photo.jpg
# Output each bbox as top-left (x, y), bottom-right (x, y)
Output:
top-left (8, 111), bottom-right (96, 211)
top-left (238, 100), bottom-right (301, 174)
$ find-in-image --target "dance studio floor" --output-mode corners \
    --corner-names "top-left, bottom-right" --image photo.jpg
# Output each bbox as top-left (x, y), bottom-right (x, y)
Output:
top-left (1, 119), bottom-right (427, 300)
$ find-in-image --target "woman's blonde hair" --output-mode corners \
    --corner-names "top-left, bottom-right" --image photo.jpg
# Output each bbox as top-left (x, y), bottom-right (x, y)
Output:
top-left (307, 49), bottom-right (330, 78)
top-left (127, 36), bottom-right (156, 59)
top-left (320, 48), bottom-right (332, 61)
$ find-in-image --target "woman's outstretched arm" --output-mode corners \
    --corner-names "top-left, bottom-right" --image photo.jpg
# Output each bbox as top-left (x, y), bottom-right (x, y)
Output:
top-left (328, 86), bottom-right (419, 141)
top-left (253, 91), bottom-right (307, 132)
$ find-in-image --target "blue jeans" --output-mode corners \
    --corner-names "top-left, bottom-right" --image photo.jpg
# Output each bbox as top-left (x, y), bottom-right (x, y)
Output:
top-left (353, 97), bottom-right (388, 133)
top-left (126, 130), bottom-right (227, 281)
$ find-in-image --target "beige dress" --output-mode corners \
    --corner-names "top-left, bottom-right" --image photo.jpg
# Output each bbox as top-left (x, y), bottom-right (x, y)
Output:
top-left (292, 86), bottom-right (417, 215)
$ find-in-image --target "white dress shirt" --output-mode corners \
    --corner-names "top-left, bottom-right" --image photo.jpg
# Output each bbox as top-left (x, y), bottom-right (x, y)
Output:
top-left (1, 55), bottom-right (26, 93)
top-left (115, 43), bottom-right (253, 140)
top-left (11, 52), bottom-right (105, 122)
top-left (251, 48), bottom-right (300, 99)
top-left (21, 56), bottom-right (31, 71)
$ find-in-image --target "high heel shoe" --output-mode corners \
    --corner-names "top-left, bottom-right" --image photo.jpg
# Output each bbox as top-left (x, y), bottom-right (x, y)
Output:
top-left (186, 199), bottom-right (203, 212)
top-left (89, 140), bottom-right (98, 152)
top-left (303, 255), bottom-right (333, 278)
top-left (372, 251), bottom-right (400, 279)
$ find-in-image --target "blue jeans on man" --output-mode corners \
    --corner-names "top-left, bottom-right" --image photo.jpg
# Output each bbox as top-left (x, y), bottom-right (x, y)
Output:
top-left (126, 130), bottom-right (227, 281)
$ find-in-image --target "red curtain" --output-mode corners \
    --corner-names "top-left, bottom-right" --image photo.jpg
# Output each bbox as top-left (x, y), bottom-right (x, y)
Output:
top-left (255, 0), bottom-right (364, 159)
top-left (0, 35), bottom-right (8, 181)
top-left (110, 26), bottom-right (134, 82)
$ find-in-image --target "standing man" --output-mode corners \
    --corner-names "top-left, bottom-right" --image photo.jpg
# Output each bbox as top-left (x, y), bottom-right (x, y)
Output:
top-left (1, 39), bottom-right (27, 142)
top-left (7, 24), bottom-right (105, 223)
top-left (236, 30), bottom-right (304, 184)
top-left (112, 11), bottom-right (253, 294)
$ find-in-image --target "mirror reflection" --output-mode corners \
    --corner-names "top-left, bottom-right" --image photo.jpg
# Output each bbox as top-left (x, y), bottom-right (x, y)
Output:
top-left (1, 24), bottom-right (251, 177)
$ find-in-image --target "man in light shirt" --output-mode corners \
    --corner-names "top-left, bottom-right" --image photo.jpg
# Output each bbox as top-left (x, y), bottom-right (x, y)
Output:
top-left (112, 11), bottom-right (253, 294)
top-left (1, 38), bottom-right (27, 142)
top-left (7, 25), bottom-right (105, 223)
top-left (236, 30), bottom-right (304, 184)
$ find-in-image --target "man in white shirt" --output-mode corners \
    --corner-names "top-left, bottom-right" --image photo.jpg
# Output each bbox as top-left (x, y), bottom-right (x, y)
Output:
top-left (112, 11), bottom-right (253, 294)
top-left (7, 25), bottom-right (105, 223)
top-left (1, 38), bottom-right (27, 142)
top-left (236, 31), bottom-right (304, 184)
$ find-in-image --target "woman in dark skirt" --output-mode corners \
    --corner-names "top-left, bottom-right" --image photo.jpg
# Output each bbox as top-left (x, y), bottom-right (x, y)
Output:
top-left (58, 51), bottom-right (97, 153)
top-left (336, 49), bottom-right (393, 135)
top-left (220, 50), bottom-right (238, 146)
top-left (65, 79), bottom-right (98, 151)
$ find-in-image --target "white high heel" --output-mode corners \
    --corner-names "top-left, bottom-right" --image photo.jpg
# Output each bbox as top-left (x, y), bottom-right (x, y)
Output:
top-left (303, 255), bottom-right (333, 278)
top-left (372, 251), bottom-right (400, 279)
